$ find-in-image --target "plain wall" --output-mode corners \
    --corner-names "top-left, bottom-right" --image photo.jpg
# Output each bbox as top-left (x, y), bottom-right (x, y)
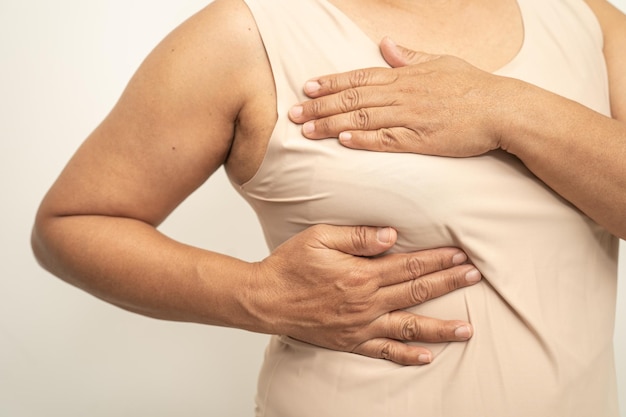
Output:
top-left (1, 1), bottom-right (624, 416)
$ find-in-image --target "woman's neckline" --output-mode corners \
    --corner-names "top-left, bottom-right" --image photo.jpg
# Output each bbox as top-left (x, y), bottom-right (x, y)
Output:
top-left (321, 0), bottom-right (527, 74)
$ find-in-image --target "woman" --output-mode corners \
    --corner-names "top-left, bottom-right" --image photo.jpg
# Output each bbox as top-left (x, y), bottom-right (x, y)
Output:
top-left (32, 0), bottom-right (625, 415)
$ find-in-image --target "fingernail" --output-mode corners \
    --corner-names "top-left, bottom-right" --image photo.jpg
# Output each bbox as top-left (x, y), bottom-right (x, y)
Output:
top-left (303, 121), bottom-right (315, 134)
top-left (418, 353), bottom-right (432, 364)
top-left (452, 252), bottom-right (467, 265)
top-left (304, 80), bottom-right (321, 94)
top-left (465, 268), bottom-right (481, 283)
top-left (376, 227), bottom-right (393, 244)
top-left (455, 325), bottom-right (472, 340)
top-left (339, 132), bottom-right (352, 143)
top-left (289, 105), bottom-right (303, 119)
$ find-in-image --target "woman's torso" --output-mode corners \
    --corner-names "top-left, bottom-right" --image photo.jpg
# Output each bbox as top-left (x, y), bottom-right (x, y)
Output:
top-left (227, 0), bottom-right (619, 415)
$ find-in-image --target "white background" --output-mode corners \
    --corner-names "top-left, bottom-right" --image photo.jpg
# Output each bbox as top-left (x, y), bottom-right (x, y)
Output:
top-left (1, 1), bottom-right (624, 416)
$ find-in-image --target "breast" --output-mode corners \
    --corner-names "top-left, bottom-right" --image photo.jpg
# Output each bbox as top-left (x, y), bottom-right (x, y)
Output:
top-left (234, 0), bottom-right (617, 364)
top-left (242, 127), bottom-right (589, 252)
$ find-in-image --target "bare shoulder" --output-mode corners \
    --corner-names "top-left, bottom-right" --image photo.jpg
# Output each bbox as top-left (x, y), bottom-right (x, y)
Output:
top-left (38, 0), bottom-right (273, 225)
top-left (206, 0), bottom-right (278, 184)
top-left (584, 0), bottom-right (626, 120)
top-left (149, 0), bottom-right (269, 111)
top-left (163, 0), bottom-right (277, 185)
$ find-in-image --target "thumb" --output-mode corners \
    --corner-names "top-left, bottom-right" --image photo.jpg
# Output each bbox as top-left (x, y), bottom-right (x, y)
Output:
top-left (313, 225), bottom-right (397, 257)
top-left (380, 37), bottom-right (440, 68)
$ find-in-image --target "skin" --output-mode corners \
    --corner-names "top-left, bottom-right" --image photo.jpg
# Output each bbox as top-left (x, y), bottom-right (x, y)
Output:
top-left (30, 0), bottom-right (494, 367)
top-left (289, 0), bottom-right (626, 239)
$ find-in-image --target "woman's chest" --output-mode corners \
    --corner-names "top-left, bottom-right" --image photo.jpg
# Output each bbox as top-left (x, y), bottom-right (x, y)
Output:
top-left (327, 0), bottom-right (524, 72)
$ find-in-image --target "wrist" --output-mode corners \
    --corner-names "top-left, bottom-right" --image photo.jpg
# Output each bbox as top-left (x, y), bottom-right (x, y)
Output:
top-left (191, 252), bottom-right (273, 334)
top-left (237, 260), bottom-right (283, 335)
top-left (488, 76), bottom-right (530, 154)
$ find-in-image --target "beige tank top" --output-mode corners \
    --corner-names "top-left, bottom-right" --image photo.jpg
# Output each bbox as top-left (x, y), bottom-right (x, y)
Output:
top-left (233, 0), bottom-right (620, 415)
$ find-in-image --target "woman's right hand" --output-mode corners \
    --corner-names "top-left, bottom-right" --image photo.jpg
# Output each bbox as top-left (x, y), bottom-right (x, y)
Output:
top-left (248, 224), bottom-right (481, 366)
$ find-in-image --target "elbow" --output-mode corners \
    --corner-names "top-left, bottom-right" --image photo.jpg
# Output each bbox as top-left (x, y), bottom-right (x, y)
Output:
top-left (30, 207), bottom-right (68, 278)
top-left (30, 214), bottom-right (55, 275)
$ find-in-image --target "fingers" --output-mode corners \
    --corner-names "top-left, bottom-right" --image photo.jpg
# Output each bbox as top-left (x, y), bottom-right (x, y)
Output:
top-left (294, 104), bottom-right (410, 140)
top-left (353, 338), bottom-right (434, 366)
top-left (366, 247), bottom-right (471, 288)
top-left (290, 89), bottom-right (420, 141)
top-left (378, 262), bottom-right (481, 311)
top-left (338, 127), bottom-right (429, 153)
top-left (288, 224), bottom-right (480, 367)
top-left (297, 41), bottom-right (438, 101)
top-left (301, 67), bottom-right (396, 99)
top-left (378, 311), bottom-right (473, 344)
top-left (289, 85), bottom-right (397, 131)
top-left (289, 69), bottom-right (401, 138)
top-left (353, 312), bottom-right (474, 366)
top-left (309, 224), bottom-right (398, 257)
top-left (378, 37), bottom-right (409, 68)
top-left (379, 36), bottom-right (441, 68)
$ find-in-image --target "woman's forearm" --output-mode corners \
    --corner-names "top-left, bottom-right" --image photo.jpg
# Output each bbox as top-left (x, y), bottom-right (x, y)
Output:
top-left (31, 214), bottom-right (260, 330)
top-left (500, 80), bottom-right (626, 238)
top-left (32, 213), bottom-right (482, 365)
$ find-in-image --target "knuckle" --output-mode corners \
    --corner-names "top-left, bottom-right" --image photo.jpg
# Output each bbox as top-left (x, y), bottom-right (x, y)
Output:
top-left (308, 98), bottom-right (326, 118)
top-left (399, 316), bottom-right (422, 340)
top-left (314, 117), bottom-right (332, 134)
top-left (406, 256), bottom-right (427, 279)
top-left (397, 128), bottom-right (428, 151)
top-left (350, 108), bottom-right (371, 130)
top-left (350, 69), bottom-right (370, 88)
top-left (414, 127), bottom-right (433, 144)
top-left (338, 88), bottom-right (361, 112)
top-left (409, 279), bottom-right (433, 304)
top-left (350, 225), bottom-right (370, 249)
top-left (378, 340), bottom-right (395, 360)
top-left (378, 128), bottom-right (397, 148)
top-left (405, 49), bottom-right (421, 63)
top-left (325, 76), bottom-right (340, 92)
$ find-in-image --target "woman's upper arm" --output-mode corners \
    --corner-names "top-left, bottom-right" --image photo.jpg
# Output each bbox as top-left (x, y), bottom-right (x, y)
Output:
top-left (586, 0), bottom-right (626, 121)
top-left (38, 0), bottom-right (263, 226)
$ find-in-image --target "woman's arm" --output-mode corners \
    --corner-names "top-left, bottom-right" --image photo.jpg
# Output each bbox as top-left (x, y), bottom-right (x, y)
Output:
top-left (501, 0), bottom-right (626, 238)
top-left (289, 0), bottom-right (626, 238)
top-left (31, 0), bottom-right (481, 365)
top-left (31, 0), bottom-right (263, 328)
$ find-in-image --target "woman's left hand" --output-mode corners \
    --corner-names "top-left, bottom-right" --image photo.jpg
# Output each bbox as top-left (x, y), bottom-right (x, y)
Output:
top-left (289, 37), bottom-right (510, 157)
